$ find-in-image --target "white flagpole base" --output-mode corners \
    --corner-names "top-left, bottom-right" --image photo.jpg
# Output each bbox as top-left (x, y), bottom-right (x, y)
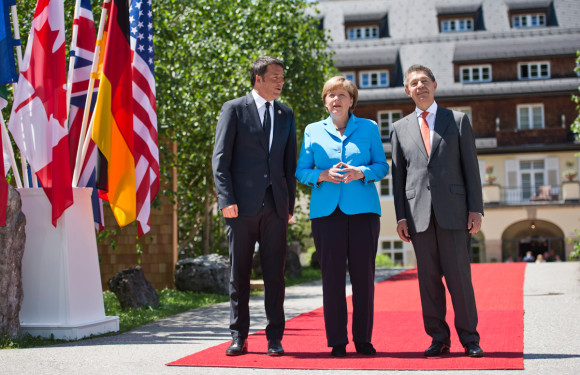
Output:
top-left (18, 187), bottom-right (119, 340)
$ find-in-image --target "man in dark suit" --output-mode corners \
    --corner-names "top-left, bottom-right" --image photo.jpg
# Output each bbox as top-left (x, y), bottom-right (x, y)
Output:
top-left (212, 56), bottom-right (296, 357)
top-left (391, 64), bottom-right (484, 358)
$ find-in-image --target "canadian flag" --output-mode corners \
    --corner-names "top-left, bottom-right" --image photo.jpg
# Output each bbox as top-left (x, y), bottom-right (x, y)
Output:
top-left (8, 0), bottom-right (73, 226)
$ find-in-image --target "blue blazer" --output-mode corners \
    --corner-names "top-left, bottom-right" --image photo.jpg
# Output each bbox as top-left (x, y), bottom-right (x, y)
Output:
top-left (296, 114), bottom-right (389, 219)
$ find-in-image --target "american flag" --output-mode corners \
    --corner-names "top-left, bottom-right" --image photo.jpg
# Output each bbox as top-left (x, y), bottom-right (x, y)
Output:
top-left (130, 0), bottom-right (159, 236)
top-left (68, 0), bottom-right (104, 230)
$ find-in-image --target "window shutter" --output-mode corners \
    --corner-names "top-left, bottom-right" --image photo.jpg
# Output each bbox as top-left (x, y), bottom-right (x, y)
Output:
top-left (505, 159), bottom-right (518, 203)
top-left (546, 156), bottom-right (558, 186)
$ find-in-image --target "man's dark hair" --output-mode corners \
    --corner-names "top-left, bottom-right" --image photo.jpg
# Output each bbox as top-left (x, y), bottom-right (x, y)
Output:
top-left (250, 56), bottom-right (285, 87)
top-left (404, 64), bottom-right (436, 88)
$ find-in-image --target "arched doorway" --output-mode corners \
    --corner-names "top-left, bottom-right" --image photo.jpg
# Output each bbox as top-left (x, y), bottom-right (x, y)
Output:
top-left (502, 220), bottom-right (565, 262)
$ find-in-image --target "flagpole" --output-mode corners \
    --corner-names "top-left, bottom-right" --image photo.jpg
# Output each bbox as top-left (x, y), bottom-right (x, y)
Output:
top-left (72, 0), bottom-right (111, 188)
top-left (0, 112), bottom-right (22, 188)
top-left (10, 3), bottom-right (31, 188)
top-left (65, 0), bottom-right (82, 129)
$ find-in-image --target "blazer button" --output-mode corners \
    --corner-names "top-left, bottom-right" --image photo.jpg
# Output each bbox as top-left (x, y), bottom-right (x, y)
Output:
top-left (337, 149), bottom-right (341, 153)
top-left (427, 186), bottom-right (431, 190)
top-left (264, 174), bottom-right (268, 178)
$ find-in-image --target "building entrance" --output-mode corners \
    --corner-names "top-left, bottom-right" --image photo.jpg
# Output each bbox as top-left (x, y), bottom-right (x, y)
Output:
top-left (502, 220), bottom-right (565, 262)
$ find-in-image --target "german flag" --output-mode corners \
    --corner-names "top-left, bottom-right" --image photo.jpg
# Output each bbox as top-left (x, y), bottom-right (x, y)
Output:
top-left (91, 0), bottom-right (135, 226)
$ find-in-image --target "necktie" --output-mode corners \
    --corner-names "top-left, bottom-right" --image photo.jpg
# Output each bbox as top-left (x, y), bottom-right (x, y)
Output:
top-left (420, 111), bottom-right (430, 156)
top-left (263, 102), bottom-right (271, 151)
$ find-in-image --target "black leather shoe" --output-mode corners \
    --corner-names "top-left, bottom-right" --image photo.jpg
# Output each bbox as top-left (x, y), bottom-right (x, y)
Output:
top-left (354, 342), bottom-right (377, 355)
top-left (331, 344), bottom-right (347, 357)
top-left (424, 341), bottom-right (450, 357)
top-left (267, 340), bottom-right (284, 356)
top-left (225, 337), bottom-right (247, 356)
top-left (464, 342), bottom-right (484, 357)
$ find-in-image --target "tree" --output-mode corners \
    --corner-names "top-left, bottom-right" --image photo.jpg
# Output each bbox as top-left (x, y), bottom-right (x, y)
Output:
top-left (8, 0), bottom-right (335, 257)
top-left (569, 51), bottom-right (580, 260)
top-left (572, 51), bottom-right (580, 142)
top-left (154, 0), bottom-right (336, 257)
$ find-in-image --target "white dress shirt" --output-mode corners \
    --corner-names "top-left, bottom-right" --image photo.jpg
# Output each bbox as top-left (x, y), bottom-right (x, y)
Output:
top-left (252, 90), bottom-right (274, 150)
top-left (415, 101), bottom-right (438, 147)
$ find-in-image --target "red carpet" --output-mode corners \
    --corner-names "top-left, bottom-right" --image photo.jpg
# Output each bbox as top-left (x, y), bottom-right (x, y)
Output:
top-left (168, 263), bottom-right (525, 370)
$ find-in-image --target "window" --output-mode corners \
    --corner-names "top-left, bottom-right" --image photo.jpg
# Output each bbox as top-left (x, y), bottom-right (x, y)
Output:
top-left (379, 175), bottom-right (393, 197)
top-left (517, 104), bottom-right (544, 130)
top-left (460, 65), bottom-right (491, 83)
top-left (377, 110), bottom-right (401, 139)
top-left (450, 107), bottom-right (472, 124)
top-left (520, 160), bottom-right (545, 199)
top-left (441, 18), bottom-right (474, 32)
top-left (346, 25), bottom-right (379, 40)
top-left (359, 70), bottom-right (389, 88)
top-left (512, 13), bottom-right (546, 28)
top-left (519, 62), bottom-right (550, 80)
top-left (505, 157), bottom-right (559, 203)
top-left (342, 71), bottom-right (356, 85)
top-left (381, 240), bottom-right (405, 266)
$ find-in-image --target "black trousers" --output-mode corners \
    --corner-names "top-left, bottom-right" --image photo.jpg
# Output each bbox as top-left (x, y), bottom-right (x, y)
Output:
top-left (410, 208), bottom-right (480, 347)
top-left (225, 187), bottom-right (287, 341)
top-left (311, 208), bottom-right (380, 347)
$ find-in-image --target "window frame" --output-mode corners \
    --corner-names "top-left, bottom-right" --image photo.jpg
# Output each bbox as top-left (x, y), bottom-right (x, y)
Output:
top-left (379, 238), bottom-right (406, 266)
top-left (517, 103), bottom-right (544, 130)
top-left (459, 65), bottom-right (492, 83)
top-left (341, 71), bottom-right (356, 85)
top-left (449, 106), bottom-right (473, 124)
top-left (440, 17), bottom-right (474, 33)
top-left (359, 70), bottom-right (390, 89)
top-left (518, 61), bottom-right (550, 80)
top-left (346, 25), bottom-right (380, 40)
top-left (511, 12), bottom-right (546, 29)
top-left (377, 110), bottom-right (402, 140)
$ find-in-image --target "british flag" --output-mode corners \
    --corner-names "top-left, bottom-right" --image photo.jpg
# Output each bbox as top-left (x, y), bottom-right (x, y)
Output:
top-left (68, 0), bottom-right (103, 230)
top-left (130, 0), bottom-right (159, 236)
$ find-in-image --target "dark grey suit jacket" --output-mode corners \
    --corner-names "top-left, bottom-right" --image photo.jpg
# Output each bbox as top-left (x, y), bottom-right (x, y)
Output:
top-left (212, 93), bottom-right (297, 218)
top-left (391, 106), bottom-right (483, 234)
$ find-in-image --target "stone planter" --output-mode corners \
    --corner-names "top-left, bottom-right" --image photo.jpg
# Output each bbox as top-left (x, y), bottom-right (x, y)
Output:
top-left (483, 184), bottom-right (500, 204)
top-left (562, 181), bottom-right (580, 202)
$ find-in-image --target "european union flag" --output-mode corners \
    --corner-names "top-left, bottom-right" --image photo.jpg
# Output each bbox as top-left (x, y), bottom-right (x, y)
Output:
top-left (0, 0), bottom-right (18, 85)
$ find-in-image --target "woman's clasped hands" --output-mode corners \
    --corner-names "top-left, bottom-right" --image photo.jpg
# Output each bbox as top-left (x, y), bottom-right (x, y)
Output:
top-left (318, 162), bottom-right (364, 184)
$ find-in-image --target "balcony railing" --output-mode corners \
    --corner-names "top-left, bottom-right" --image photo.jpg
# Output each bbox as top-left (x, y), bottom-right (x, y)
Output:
top-left (499, 185), bottom-right (561, 204)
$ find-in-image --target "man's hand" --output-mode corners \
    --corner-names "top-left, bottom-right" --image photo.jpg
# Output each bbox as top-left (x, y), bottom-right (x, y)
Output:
top-left (467, 212), bottom-right (482, 234)
top-left (396, 219), bottom-right (411, 242)
top-left (336, 162), bottom-right (365, 183)
top-left (288, 214), bottom-right (295, 224)
top-left (222, 204), bottom-right (238, 218)
top-left (317, 162), bottom-right (346, 184)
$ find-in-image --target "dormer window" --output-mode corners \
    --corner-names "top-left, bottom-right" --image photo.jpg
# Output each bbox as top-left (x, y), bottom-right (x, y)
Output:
top-left (359, 70), bottom-right (389, 88)
top-left (460, 65), bottom-right (492, 83)
top-left (344, 12), bottom-right (389, 40)
top-left (437, 4), bottom-right (484, 33)
top-left (347, 25), bottom-right (379, 40)
top-left (441, 18), bottom-right (474, 33)
top-left (506, 0), bottom-right (556, 29)
top-left (512, 13), bottom-right (546, 28)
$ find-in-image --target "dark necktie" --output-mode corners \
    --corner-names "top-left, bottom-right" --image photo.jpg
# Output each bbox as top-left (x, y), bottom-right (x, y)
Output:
top-left (263, 102), bottom-right (271, 151)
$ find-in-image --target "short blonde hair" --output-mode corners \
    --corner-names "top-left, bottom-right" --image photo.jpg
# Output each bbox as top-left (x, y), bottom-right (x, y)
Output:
top-left (321, 76), bottom-right (358, 112)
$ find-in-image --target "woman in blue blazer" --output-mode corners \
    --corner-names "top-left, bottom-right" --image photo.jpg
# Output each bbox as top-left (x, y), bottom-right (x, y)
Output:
top-left (296, 76), bottom-right (389, 357)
